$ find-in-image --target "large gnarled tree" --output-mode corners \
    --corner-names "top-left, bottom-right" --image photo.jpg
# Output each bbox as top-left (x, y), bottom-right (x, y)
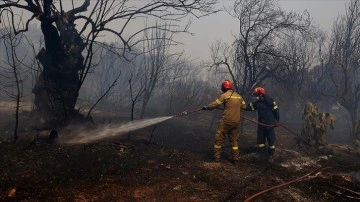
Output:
top-left (0, 0), bottom-right (218, 128)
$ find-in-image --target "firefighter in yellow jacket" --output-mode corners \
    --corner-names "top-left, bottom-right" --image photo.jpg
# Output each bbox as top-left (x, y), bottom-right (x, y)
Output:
top-left (202, 80), bottom-right (246, 164)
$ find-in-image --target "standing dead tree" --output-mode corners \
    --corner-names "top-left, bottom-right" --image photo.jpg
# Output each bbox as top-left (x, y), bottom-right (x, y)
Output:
top-left (164, 58), bottom-right (204, 114)
top-left (269, 29), bottom-right (324, 119)
top-left (128, 72), bottom-right (145, 121)
top-left (0, 0), bottom-right (218, 128)
top-left (324, 0), bottom-right (360, 141)
top-left (0, 21), bottom-right (30, 142)
top-left (208, 0), bottom-right (312, 97)
top-left (139, 22), bottom-right (175, 119)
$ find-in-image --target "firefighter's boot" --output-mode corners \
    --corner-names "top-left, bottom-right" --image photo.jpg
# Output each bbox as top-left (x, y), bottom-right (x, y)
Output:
top-left (268, 145), bottom-right (275, 163)
top-left (257, 146), bottom-right (267, 158)
top-left (231, 146), bottom-right (240, 164)
top-left (268, 155), bottom-right (274, 163)
top-left (213, 145), bottom-right (222, 162)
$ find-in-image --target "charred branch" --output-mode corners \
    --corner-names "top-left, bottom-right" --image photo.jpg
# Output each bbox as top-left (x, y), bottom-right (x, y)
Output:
top-left (1, 0), bottom-right (218, 127)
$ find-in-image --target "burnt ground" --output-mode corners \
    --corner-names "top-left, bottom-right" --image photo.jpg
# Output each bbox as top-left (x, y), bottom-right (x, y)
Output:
top-left (1, 106), bottom-right (360, 202)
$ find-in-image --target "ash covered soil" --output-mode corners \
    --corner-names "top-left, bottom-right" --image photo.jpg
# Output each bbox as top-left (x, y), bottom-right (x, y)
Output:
top-left (1, 109), bottom-right (360, 201)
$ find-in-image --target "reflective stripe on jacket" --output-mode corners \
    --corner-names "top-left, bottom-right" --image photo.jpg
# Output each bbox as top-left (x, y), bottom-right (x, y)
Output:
top-left (246, 94), bottom-right (280, 125)
top-left (207, 90), bottom-right (246, 123)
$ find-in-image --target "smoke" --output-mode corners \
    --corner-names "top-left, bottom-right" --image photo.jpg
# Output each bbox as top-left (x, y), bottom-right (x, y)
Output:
top-left (351, 171), bottom-right (360, 183)
top-left (61, 116), bottom-right (174, 144)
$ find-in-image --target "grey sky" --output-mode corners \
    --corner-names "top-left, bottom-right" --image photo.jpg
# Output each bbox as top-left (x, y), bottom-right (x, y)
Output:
top-left (176, 0), bottom-right (350, 62)
top-left (12, 0), bottom-right (351, 63)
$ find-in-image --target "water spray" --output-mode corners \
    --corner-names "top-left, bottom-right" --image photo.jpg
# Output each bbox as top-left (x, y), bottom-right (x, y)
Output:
top-left (61, 107), bottom-right (204, 145)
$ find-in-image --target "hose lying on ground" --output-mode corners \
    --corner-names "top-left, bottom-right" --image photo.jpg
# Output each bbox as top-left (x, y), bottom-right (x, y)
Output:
top-left (243, 166), bottom-right (329, 202)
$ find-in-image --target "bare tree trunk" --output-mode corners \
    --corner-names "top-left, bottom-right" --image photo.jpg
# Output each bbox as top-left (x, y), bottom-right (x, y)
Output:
top-left (128, 75), bottom-right (144, 121)
top-left (1, 0), bottom-right (218, 128)
top-left (0, 25), bottom-right (25, 143)
top-left (13, 70), bottom-right (20, 143)
top-left (325, 0), bottom-right (360, 142)
top-left (32, 14), bottom-right (85, 128)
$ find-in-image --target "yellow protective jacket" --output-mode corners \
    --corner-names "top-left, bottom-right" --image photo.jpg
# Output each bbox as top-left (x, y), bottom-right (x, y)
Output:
top-left (207, 90), bottom-right (246, 123)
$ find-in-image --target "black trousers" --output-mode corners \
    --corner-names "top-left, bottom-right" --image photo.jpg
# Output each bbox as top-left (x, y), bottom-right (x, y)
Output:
top-left (257, 125), bottom-right (275, 155)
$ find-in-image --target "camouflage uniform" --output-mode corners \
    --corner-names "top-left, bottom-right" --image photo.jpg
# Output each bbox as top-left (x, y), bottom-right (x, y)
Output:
top-left (301, 113), bottom-right (314, 143)
top-left (302, 102), bottom-right (319, 120)
top-left (300, 102), bottom-right (319, 145)
top-left (206, 90), bottom-right (246, 162)
top-left (313, 112), bottom-right (335, 146)
top-left (326, 113), bottom-right (336, 130)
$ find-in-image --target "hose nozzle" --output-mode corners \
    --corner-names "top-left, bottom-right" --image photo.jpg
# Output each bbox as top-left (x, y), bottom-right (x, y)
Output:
top-left (174, 111), bottom-right (187, 117)
top-left (174, 108), bottom-right (202, 118)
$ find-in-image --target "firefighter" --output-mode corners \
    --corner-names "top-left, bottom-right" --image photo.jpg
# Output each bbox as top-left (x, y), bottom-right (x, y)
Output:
top-left (300, 102), bottom-right (319, 146)
top-left (246, 87), bottom-right (280, 163)
top-left (326, 113), bottom-right (336, 130)
top-left (313, 112), bottom-right (335, 146)
top-left (202, 80), bottom-right (246, 164)
top-left (302, 102), bottom-right (319, 120)
top-left (300, 113), bottom-right (314, 146)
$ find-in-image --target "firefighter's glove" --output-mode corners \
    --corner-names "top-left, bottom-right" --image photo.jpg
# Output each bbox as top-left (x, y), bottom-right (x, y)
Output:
top-left (274, 120), bottom-right (280, 127)
top-left (202, 106), bottom-right (209, 110)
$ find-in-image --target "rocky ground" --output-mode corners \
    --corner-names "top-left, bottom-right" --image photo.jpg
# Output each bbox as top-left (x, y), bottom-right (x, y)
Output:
top-left (0, 105), bottom-right (360, 201)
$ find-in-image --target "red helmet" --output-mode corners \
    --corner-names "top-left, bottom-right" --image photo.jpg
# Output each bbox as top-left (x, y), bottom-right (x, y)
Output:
top-left (253, 87), bottom-right (265, 95)
top-left (221, 80), bottom-right (233, 90)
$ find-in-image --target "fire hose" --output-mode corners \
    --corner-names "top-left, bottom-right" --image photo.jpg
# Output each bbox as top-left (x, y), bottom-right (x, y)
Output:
top-left (175, 107), bottom-right (331, 201)
top-left (240, 115), bottom-right (312, 146)
top-left (243, 166), bottom-right (329, 202)
top-left (173, 108), bottom-right (203, 118)
top-left (173, 107), bottom-right (312, 146)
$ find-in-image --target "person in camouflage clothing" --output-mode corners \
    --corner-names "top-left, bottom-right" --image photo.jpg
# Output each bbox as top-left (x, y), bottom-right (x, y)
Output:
top-left (300, 102), bottom-right (319, 145)
top-left (313, 112), bottom-right (335, 146)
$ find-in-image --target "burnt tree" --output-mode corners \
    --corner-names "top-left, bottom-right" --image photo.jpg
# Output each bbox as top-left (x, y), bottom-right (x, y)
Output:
top-left (33, 9), bottom-right (86, 127)
top-left (0, 0), bottom-right (218, 128)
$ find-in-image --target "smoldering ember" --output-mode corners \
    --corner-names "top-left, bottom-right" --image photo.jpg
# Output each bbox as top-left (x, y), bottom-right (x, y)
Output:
top-left (0, 0), bottom-right (360, 201)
